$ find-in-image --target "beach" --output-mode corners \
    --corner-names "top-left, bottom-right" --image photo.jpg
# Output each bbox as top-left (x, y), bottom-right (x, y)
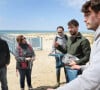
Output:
top-left (6, 32), bottom-right (93, 90)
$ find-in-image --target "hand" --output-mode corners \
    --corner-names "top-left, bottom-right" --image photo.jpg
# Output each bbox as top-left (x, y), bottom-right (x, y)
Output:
top-left (25, 57), bottom-right (31, 61)
top-left (47, 88), bottom-right (55, 90)
top-left (69, 60), bottom-right (76, 66)
top-left (71, 65), bottom-right (81, 70)
top-left (54, 42), bottom-right (59, 48)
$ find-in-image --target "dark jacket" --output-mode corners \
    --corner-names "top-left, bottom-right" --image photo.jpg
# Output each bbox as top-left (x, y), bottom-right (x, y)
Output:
top-left (0, 38), bottom-right (10, 68)
top-left (15, 44), bottom-right (35, 69)
top-left (57, 32), bottom-right (91, 65)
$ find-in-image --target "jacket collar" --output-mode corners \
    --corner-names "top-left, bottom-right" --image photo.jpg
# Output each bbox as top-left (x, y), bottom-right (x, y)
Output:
top-left (70, 32), bottom-right (82, 43)
top-left (56, 34), bottom-right (65, 38)
top-left (70, 32), bottom-right (82, 38)
top-left (94, 25), bottom-right (100, 41)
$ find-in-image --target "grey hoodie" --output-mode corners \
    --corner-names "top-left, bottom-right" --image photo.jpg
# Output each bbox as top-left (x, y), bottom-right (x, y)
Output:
top-left (52, 34), bottom-right (67, 54)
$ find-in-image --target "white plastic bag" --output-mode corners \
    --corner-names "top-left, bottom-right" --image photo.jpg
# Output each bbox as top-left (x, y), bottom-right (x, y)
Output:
top-left (62, 53), bottom-right (79, 64)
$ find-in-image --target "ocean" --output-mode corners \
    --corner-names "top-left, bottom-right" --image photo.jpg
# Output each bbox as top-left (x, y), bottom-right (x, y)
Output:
top-left (0, 30), bottom-right (94, 34)
top-left (0, 30), bottom-right (56, 34)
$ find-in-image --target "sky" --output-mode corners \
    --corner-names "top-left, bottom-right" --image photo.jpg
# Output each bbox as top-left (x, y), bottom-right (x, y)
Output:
top-left (0, 0), bottom-right (90, 32)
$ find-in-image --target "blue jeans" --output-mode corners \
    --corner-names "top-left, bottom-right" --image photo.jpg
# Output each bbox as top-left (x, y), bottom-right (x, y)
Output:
top-left (65, 67), bottom-right (78, 82)
top-left (0, 66), bottom-right (8, 90)
top-left (18, 69), bottom-right (32, 88)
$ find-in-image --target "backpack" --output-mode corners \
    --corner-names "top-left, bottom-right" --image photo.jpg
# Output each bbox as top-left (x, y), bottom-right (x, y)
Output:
top-left (55, 34), bottom-right (68, 41)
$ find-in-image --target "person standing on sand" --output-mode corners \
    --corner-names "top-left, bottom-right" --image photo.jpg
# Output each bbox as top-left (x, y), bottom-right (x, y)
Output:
top-left (0, 37), bottom-right (10, 90)
top-left (54, 19), bottom-right (91, 83)
top-left (15, 35), bottom-right (35, 90)
top-left (50, 26), bottom-right (68, 88)
top-left (47, 0), bottom-right (100, 90)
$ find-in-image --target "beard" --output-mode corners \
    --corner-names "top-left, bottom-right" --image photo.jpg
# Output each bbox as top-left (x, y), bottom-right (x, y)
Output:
top-left (69, 31), bottom-right (77, 36)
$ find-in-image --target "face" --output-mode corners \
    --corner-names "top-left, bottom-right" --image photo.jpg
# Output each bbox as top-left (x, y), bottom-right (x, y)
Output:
top-left (84, 7), bottom-right (100, 31)
top-left (68, 25), bottom-right (78, 36)
top-left (57, 28), bottom-right (64, 36)
top-left (21, 37), bottom-right (27, 44)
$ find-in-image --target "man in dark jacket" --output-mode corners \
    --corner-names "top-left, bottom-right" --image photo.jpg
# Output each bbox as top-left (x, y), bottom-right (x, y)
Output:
top-left (54, 19), bottom-right (91, 82)
top-left (0, 38), bottom-right (10, 90)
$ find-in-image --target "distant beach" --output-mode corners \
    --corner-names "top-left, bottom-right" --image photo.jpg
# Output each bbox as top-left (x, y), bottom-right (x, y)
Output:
top-left (0, 30), bottom-right (94, 51)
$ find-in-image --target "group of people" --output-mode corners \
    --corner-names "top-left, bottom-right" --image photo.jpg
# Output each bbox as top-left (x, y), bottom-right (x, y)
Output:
top-left (0, 35), bottom-right (35, 90)
top-left (50, 19), bottom-right (91, 88)
top-left (0, 0), bottom-right (100, 90)
top-left (48, 0), bottom-right (100, 90)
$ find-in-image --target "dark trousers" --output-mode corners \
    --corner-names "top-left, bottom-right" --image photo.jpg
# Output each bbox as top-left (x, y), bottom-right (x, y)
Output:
top-left (19, 69), bottom-right (32, 88)
top-left (56, 67), bottom-right (67, 83)
top-left (55, 56), bottom-right (67, 83)
top-left (0, 66), bottom-right (8, 90)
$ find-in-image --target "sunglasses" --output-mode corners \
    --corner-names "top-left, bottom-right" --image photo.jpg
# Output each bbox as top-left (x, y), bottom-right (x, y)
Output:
top-left (21, 37), bottom-right (26, 40)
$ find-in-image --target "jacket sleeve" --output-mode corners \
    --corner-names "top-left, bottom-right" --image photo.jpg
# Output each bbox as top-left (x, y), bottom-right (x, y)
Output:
top-left (14, 48), bottom-right (25, 62)
top-left (56, 40), bottom-right (100, 90)
top-left (29, 45), bottom-right (35, 57)
top-left (32, 49), bottom-right (35, 57)
top-left (56, 45), bottom-right (67, 54)
top-left (5, 41), bottom-right (10, 65)
top-left (76, 39), bottom-right (91, 65)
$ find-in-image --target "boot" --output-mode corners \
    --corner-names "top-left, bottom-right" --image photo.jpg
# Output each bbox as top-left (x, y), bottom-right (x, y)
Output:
top-left (53, 70), bottom-right (60, 89)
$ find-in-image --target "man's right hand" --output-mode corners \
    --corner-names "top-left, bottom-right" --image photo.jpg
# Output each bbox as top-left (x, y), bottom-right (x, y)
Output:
top-left (25, 57), bottom-right (31, 61)
top-left (71, 65), bottom-right (81, 70)
top-left (54, 42), bottom-right (59, 48)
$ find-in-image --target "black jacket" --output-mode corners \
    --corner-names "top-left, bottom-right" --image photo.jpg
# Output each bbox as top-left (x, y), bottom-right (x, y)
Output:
top-left (0, 38), bottom-right (10, 68)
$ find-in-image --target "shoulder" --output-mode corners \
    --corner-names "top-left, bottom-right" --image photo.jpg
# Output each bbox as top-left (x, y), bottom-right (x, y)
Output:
top-left (55, 35), bottom-right (59, 41)
top-left (0, 39), bottom-right (8, 46)
top-left (81, 36), bottom-right (89, 42)
top-left (81, 36), bottom-right (90, 46)
top-left (64, 34), bottom-right (68, 39)
top-left (0, 38), bottom-right (6, 43)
